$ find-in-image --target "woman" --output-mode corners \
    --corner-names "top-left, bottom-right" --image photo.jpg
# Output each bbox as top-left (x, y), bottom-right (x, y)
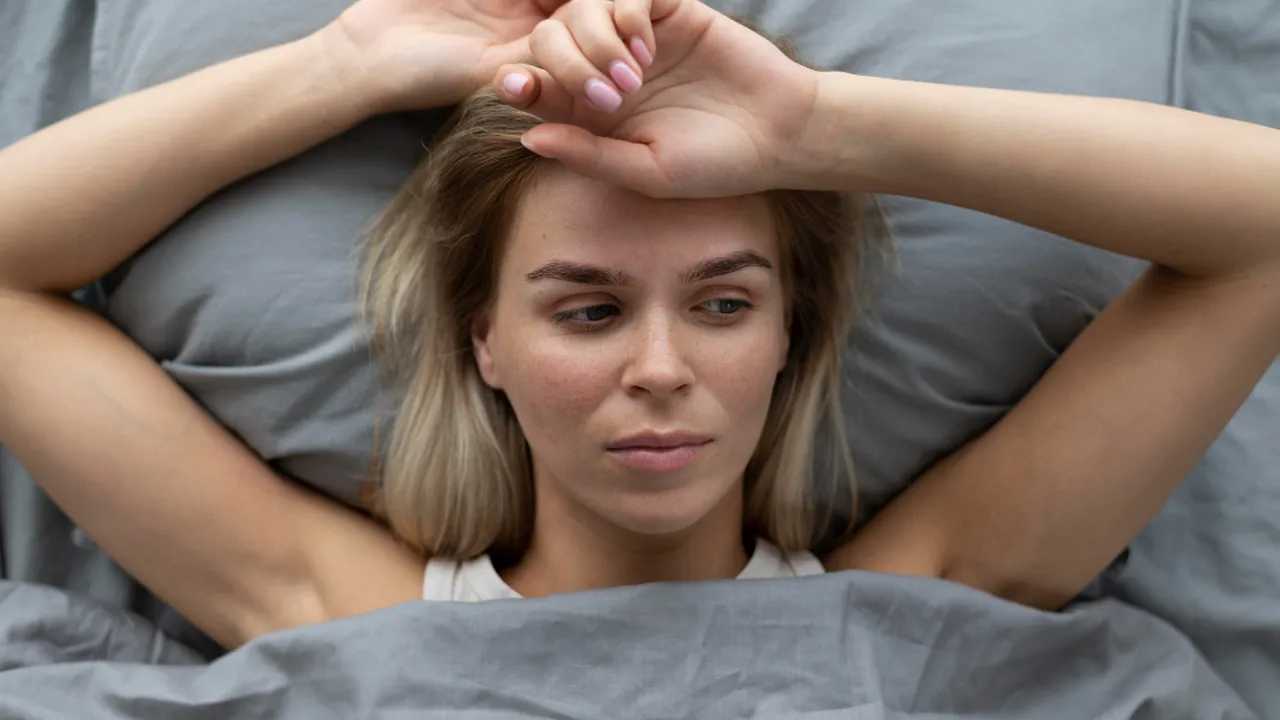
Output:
top-left (355, 84), bottom-right (887, 600)
top-left (1, 0), bottom-right (1278, 650)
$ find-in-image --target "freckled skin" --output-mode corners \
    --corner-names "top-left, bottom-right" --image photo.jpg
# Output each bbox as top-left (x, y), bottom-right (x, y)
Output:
top-left (471, 163), bottom-right (790, 587)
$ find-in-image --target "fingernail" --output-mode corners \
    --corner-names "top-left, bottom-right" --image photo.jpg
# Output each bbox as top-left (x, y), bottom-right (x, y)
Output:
top-left (503, 73), bottom-right (529, 96)
top-left (629, 36), bottom-right (653, 68)
top-left (609, 60), bottom-right (642, 94)
top-left (585, 77), bottom-right (623, 113)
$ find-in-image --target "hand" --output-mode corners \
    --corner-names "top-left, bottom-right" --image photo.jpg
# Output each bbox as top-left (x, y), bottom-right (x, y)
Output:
top-left (491, 0), bottom-right (821, 198)
top-left (322, 0), bottom-right (571, 114)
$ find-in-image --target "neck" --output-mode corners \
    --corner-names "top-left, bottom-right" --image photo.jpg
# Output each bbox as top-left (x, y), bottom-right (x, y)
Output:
top-left (499, 470), bottom-right (751, 598)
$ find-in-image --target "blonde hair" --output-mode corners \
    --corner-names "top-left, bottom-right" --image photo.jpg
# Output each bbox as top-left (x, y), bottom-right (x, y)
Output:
top-left (357, 88), bottom-right (893, 561)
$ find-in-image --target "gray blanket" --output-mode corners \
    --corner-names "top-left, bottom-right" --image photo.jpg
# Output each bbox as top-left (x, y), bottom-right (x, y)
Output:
top-left (0, 575), bottom-right (1255, 718)
top-left (2, 0), bottom-right (1277, 717)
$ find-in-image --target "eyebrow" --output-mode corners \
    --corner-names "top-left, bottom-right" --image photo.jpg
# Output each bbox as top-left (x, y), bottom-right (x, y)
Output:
top-left (525, 250), bottom-right (774, 287)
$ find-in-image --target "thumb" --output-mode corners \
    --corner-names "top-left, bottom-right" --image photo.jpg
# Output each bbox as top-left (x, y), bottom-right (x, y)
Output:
top-left (494, 64), bottom-right (575, 123)
top-left (521, 124), bottom-right (670, 197)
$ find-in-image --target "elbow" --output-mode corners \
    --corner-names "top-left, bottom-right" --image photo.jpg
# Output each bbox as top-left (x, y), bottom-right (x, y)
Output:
top-left (940, 560), bottom-right (1077, 613)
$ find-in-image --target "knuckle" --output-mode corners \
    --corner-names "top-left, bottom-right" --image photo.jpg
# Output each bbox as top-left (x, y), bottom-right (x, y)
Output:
top-left (614, 14), bottom-right (638, 31)
top-left (586, 138), bottom-right (606, 174)
top-left (529, 19), bottom-right (563, 56)
top-left (613, 2), bottom-right (643, 26)
top-left (532, 18), bottom-right (562, 38)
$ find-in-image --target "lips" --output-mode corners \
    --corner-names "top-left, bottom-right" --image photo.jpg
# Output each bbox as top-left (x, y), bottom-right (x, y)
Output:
top-left (604, 431), bottom-right (713, 472)
top-left (607, 442), bottom-right (710, 473)
top-left (605, 431), bottom-right (713, 451)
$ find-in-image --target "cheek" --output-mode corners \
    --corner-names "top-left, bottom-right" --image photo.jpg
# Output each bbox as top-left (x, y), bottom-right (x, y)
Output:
top-left (500, 337), bottom-right (612, 438)
top-left (700, 326), bottom-right (785, 415)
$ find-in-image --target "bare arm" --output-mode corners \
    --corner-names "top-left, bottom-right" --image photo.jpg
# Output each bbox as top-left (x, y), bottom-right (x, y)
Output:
top-left (0, 2), bottom-right (566, 644)
top-left (792, 73), bottom-right (1280, 281)
top-left (810, 74), bottom-right (1280, 607)
top-left (823, 261), bottom-right (1280, 608)
top-left (0, 31), bottom-right (386, 649)
top-left (0, 30), bottom-right (373, 294)
top-left (0, 289), bottom-right (425, 649)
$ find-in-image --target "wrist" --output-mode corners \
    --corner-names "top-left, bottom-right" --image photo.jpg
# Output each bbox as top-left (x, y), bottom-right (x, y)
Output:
top-left (307, 22), bottom-right (396, 119)
top-left (784, 71), bottom-right (905, 194)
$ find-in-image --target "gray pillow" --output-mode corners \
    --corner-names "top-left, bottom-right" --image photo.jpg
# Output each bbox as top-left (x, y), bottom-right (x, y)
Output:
top-left (94, 0), bottom-right (451, 504)
top-left (94, 0), bottom-right (1170, 527)
top-left (9, 0), bottom-right (1279, 711)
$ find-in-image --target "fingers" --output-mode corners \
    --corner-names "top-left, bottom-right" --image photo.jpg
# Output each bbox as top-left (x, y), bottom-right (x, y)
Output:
top-left (491, 0), bottom-right (673, 196)
top-left (528, 11), bottom-right (643, 113)
top-left (522, 123), bottom-right (669, 197)
top-left (498, 0), bottom-right (685, 115)
top-left (496, 63), bottom-right (577, 123)
top-left (567, 0), bottom-right (649, 86)
top-left (613, 0), bottom-right (655, 68)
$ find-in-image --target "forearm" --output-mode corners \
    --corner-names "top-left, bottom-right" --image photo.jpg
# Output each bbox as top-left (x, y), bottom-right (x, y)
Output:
top-left (0, 26), bottom-right (374, 294)
top-left (796, 72), bottom-right (1280, 278)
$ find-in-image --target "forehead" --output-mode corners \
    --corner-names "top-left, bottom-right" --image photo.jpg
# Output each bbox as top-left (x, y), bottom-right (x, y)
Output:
top-left (504, 164), bottom-right (777, 267)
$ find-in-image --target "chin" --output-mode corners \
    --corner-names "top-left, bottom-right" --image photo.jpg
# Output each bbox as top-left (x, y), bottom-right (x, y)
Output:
top-left (601, 485), bottom-right (724, 537)
top-left (610, 510), bottom-right (705, 537)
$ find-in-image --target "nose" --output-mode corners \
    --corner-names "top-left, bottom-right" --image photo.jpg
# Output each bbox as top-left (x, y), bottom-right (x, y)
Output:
top-left (620, 312), bottom-right (695, 398)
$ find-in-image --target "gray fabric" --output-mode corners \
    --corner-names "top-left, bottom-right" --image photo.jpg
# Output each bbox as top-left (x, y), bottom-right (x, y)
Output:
top-left (1109, 3), bottom-right (1280, 711)
top-left (1, 0), bottom-right (1278, 716)
top-left (0, 0), bottom-right (224, 660)
top-left (0, 581), bottom-right (204, 670)
top-left (0, 574), bottom-right (1258, 718)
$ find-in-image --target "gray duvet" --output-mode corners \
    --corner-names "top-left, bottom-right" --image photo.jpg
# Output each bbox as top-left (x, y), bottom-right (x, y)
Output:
top-left (2, 1), bottom-right (1278, 717)
top-left (0, 574), bottom-right (1254, 718)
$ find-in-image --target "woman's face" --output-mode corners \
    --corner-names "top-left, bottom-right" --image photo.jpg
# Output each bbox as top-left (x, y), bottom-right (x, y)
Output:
top-left (472, 163), bottom-right (789, 539)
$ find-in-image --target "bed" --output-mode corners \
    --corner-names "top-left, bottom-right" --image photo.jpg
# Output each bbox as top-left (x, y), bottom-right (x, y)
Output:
top-left (1, 0), bottom-right (1277, 717)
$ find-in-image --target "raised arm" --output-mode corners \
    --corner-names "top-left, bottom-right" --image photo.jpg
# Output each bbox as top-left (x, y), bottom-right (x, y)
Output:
top-left (804, 73), bottom-right (1280, 607)
top-left (0, 290), bottom-right (426, 649)
top-left (490, 0), bottom-right (1280, 607)
top-left (0, 1), bottom-right (568, 647)
top-left (0, 1), bottom-right (564, 293)
top-left (789, 72), bottom-right (1280, 280)
top-left (0, 32), bottom-right (367, 294)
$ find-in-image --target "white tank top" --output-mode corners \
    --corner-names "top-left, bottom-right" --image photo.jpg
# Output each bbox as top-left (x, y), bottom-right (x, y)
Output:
top-left (422, 537), bottom-right (825, 602)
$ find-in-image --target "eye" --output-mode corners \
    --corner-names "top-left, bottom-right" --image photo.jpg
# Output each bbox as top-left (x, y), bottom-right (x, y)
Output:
top-left (552, 304), bottom-right (620, 327)
top-left (698, 298), bottom-right (753, 320)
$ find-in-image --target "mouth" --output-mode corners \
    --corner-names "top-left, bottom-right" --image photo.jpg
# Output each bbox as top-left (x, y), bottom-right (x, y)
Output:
top-left (606, 439), bottom-right (712, 473)
top-left (605, 431), bottom-right (714, 451)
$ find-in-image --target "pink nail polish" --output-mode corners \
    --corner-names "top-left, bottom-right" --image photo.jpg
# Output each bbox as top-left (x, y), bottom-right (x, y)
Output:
top-left (609, 60), bottom-right (641, 94)
top-left (585, 77), bottom-right (623, 113)
top-left (503, 73), bottom-right (528, 96)
top-left (630, 36), bottom-right (653, 68)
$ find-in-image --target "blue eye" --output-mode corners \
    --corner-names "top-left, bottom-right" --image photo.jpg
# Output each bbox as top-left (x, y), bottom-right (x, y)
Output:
top-left (701, 298), bottom-right (752, 315)
top-left (551, 298), bottom-right (753, 330)
top-left (552, 304), bottom-right (619, 326)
